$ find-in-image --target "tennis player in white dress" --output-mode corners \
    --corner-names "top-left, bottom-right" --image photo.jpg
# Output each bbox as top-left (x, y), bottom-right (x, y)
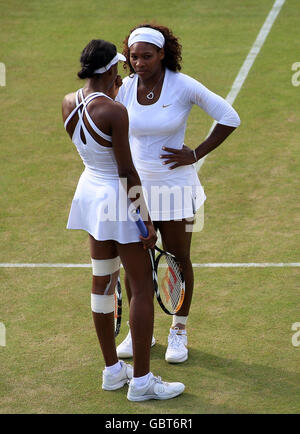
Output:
top-left (62, 38), bottom-right (185, 401)
top-left (116, 25), bottom-right (240, 364)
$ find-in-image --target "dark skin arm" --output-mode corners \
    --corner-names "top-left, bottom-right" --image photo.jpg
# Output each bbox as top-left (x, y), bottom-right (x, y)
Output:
top-left (160, 123), bottom-right (236, 169)
top-left (109, 103), bottom-right (157, 248)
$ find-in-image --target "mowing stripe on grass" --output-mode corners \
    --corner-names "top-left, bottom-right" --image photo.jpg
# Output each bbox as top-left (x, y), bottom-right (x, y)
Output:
top-left (0, 263), bottom-right (299, 268)
top-left (196, 0), bottom-right (286, 171)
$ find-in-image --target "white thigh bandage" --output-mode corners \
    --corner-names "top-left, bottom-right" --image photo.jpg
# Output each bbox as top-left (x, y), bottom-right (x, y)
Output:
top-left (91, 293), bottom-right (115, 314)
top-left (91, 257), bottom-right (120, 276)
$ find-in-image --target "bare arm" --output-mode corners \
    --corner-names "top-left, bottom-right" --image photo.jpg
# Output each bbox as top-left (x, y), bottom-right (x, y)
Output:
top-left (61, 93), bottom-right (78, 138)
top-left (110, 103), bottom-right (157, 248)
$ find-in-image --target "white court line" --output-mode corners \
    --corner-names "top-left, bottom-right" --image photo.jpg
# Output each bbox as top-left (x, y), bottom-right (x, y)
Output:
top-left (193, 263), bottom-right (300, 268)
top-left (195, 0), bottom-right (286, 172)
top-left (0, 263), bottom-right (299, 268)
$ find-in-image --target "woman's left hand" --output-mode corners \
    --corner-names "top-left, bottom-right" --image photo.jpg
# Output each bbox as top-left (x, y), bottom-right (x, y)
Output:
top-left (160, 144), bottom-right (197, 169)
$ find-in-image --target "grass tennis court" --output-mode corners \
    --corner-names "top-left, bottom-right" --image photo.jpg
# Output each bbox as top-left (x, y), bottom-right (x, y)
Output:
top-left (1, 0), bottom-right (299, 414)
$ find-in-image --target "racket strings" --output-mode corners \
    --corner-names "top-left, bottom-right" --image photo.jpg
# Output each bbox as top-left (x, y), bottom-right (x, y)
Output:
top-left (114, 278), bottom-right (122, 336)
top-left (157, 254), bottom-right (184, 312)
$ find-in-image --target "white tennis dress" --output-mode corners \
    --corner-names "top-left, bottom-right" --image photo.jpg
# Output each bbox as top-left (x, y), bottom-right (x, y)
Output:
top-left (65, 89), bottom-right (141, 243)
top-left (116, 68), bottom-right (241, 220)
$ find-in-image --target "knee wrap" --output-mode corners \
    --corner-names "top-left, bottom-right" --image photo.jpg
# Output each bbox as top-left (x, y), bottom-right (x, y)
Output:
top-left (91, 257), bottom-right (120, 276)
top-left (91, 293), bottom-right (114, 314)
top-left (91, 257), bottom-right (120, 295)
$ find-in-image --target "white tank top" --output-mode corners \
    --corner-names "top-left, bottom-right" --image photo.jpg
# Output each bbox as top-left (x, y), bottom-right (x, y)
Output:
top-left (64, 89), bottom-right (119, 180)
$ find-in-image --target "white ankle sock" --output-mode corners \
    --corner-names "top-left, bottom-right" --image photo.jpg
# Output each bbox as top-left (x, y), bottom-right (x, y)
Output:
top-left (105, 361), bottom-right (122, 375)
top-left (132, 372), bottom-right (151, 388)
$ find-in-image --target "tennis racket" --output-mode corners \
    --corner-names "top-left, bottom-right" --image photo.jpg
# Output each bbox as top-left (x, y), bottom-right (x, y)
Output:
top-left (114, 276), bottom-right (122, 337)
top-left (132, 210), bottom-right (185, 315)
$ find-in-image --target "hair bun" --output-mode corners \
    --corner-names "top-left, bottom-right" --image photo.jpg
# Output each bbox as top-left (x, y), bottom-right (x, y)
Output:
top-left (77, 64), bottom-right (93, 79)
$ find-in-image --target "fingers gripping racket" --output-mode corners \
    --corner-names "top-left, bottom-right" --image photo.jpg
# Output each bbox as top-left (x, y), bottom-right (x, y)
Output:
top-left (133, 213), bottom-right (185, 315)
top-left (114, 276), bottom-right (122, 337)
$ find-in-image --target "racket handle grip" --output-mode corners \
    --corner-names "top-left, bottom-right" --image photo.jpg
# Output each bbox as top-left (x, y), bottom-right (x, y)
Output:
top-left (136, 217), bottom-right (149, 238)
top-left (132, 209), bottom-right (149, 237)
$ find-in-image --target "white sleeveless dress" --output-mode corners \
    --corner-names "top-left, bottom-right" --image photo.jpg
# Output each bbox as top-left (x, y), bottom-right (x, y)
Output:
top-left (65, 89), bottom-right (141, 243)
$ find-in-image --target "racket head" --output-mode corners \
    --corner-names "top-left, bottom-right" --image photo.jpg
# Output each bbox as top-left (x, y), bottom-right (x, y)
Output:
top-left (154, 249), bottom-right (185, 315)
top-left (114, 277), bottom-right (122, 337)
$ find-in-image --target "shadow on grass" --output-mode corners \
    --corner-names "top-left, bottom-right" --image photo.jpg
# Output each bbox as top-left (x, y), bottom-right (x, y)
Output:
top-left (194, 349), bottom-right (300, 394)
top-left (143, 343), bottom-right (300, 413)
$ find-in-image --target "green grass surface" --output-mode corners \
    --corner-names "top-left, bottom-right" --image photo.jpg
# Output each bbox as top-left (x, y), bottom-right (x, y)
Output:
top-left (1, 267), bottom-right (299, 414)
top-left (1, 0), bottom-right (300, 414)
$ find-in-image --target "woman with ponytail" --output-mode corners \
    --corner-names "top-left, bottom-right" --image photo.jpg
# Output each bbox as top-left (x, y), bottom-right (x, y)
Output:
top-left (61, 38), bottom-right (185, 402)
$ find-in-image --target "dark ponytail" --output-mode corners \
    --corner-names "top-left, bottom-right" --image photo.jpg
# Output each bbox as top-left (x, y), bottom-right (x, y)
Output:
top-left (77, 39), bottom-right (117, 79)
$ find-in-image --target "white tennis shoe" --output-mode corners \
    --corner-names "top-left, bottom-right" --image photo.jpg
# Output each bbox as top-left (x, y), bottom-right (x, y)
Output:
top-left (127, 373), bottom-right (185, 401)
top-left (165, 328), bottom-right (188, 363)
top-left (116, 323), bottom-right (156, 358)
top-left (102, 360), bottom-right (133, 390)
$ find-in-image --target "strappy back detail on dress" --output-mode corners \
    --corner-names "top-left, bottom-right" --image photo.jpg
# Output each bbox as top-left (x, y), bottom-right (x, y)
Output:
top-left (64, 89), bottom-right (113, 143)
top-left (65, 89), bottom-right (142, 244)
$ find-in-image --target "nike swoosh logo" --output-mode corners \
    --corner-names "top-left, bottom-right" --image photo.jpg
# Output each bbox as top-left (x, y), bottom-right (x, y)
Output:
top-left (162, 104), bottom-right (172, 108)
